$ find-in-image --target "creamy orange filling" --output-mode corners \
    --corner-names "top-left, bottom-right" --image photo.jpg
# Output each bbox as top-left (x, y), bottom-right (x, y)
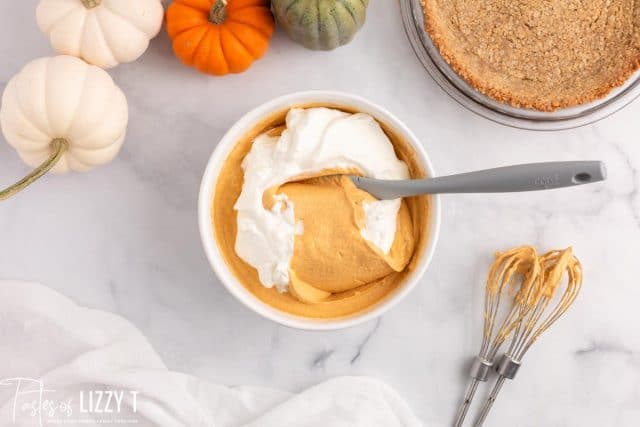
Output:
top-left (274, 175), bottom-right (414, 303)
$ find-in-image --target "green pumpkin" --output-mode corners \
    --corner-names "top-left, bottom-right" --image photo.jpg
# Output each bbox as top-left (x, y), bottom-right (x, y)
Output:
top-left (272, 0), bottom-right (369, 50)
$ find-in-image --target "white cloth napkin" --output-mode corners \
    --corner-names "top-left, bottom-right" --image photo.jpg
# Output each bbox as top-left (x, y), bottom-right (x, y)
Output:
top-left (0, 280), bottom-right (421, 427)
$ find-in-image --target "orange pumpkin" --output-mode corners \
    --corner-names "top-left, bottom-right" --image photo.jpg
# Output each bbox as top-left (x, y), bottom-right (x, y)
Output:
top-left (166, 0), bottom-right (275, 75)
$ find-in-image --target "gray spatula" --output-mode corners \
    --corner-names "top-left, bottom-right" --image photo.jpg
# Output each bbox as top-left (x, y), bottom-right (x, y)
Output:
top-left (350, 161), bottom-right (607, 200)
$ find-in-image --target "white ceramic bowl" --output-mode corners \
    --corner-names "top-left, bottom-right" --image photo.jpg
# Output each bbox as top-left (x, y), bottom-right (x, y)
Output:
top-left (198, 91), bottom-right (441, 330)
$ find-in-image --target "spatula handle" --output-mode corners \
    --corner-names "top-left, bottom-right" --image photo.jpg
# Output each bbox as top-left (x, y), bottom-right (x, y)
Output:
top-left (352, 161), bottom-right (607, 199)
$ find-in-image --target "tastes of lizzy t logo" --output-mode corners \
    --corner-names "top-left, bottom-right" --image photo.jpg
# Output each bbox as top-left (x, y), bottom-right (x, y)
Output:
top-left (0, 378), bottom-right (140, 425)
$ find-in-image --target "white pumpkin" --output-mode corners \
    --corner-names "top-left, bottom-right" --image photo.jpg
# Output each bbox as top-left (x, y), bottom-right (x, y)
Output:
top-left (36, 0), bottom-right (164, 69)
top-left (0, 55), bottom-right (128, 200)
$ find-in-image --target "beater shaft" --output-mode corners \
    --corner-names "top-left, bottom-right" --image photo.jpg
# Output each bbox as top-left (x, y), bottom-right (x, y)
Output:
top-left (453, 378), bottom-right (480, 427)
top-left (474, 375), bottom-right (506, 427)
top-left (473, 355), bottom-right (521, 426)
top-left (453, 357), bottom-right (493, 427)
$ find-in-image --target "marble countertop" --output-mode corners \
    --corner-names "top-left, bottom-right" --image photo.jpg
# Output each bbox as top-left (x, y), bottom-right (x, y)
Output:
top-left (1, 1), bottom-right (639, 426)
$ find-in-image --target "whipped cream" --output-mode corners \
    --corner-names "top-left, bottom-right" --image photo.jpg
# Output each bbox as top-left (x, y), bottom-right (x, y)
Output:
top-left (234, 108), bottom-right (410, 292)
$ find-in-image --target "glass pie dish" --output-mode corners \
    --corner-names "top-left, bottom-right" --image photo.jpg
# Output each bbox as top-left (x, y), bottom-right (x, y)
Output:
top-left (400, 0), bottom-right (640, 131)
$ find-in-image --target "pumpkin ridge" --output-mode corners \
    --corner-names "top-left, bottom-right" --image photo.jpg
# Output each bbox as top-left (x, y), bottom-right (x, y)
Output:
top-left (40, 59), bottom-right (55, 137)
top-left (226, 16), bottom-right (271, 38)
top-left (173, 0), bottom-right (211, 13)
top-left (335, 0), bottom-right (357, 26)
top-left (228, 6), bottom-right (273, 18)
top-left (2, 83), bottom-right (51, 146)
top-left (68, 134), bottom-right (123, 166)
top-left (166, 3), bottom-right (210, 37)
top-left (97, 6), bottom-right (149, 42)
top-left (98, 0), bottom-right (152, 35)
top-left (186, 26), bottom-right (211, 65)
top-left (3, 134), bottom-right (49, 152)
top-left (226, 0), bottom-right (270, 11)
top-left (169, 18), bottom-right (208, 38)
top-left (333, 1), bottom-right (357, 44)
top-left (315, 0), bottom-right (321, 47)
top-left (192, 28), bottom-right (215, 72)
top-left (91, 10), bottom-right (124, 65)
top-left (15, 60), bottom-right (54, 137)
top-left (225, 21), bottom-right (269, 57)
top-left (223, 24), bottom-right (256, 60)
top-left (62, 63), bottom-right (91, 137)
top-left (172, 27), bottom-right (205, 67)
top-left (4, 127), bottom-right (49, 151)
top-left (61, 8), bottom-right (88, 57)
top-left (72, 89), bottom-right (127, 149)
top-left (226, 7), bottom-right (274, 34)
top-left (208, 26), bottom-right (230, 75)
top-left (191, 26), bottom-right (213, 65)
top-left (284, 0), bottom-right (303, 15)
top-left (64, 149), bottom-right (94, 169)
top-left (5, 83), bottom-right (51, 143)
top-left (43, 6), bottom-right (80, 35)
top-left (67, 69), bottom-right (126, 149)
top-left (219, 25), bottom-right (256, 72)
top-left (331, 10), bottom-right (343, 44)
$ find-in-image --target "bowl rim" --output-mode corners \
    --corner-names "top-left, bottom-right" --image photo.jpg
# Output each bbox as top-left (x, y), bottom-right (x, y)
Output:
top-left (198, 90), bottom-right (441, 330)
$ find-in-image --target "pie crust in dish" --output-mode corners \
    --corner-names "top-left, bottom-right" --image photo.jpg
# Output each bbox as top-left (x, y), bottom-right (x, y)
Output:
top-left (421, 0), bottom-right (640, 111)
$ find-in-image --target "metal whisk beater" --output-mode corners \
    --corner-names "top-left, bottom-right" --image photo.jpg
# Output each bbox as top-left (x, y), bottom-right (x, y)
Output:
top-left (453, 247), bottom-right (541, 427)
top-left (473, 248), bottom-right (582, 426)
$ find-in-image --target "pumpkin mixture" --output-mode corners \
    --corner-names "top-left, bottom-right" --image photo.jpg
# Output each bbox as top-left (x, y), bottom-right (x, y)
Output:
top-left (421, 0), bottom-right (640, 111)
top-left (212, 106), bottom-right (430, 318)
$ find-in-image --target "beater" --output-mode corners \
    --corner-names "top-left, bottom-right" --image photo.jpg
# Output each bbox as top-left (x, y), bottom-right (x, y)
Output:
top-left (453, 246), bottom-right (541, 427)
top-left (473, 248), bottom-right (582, 426)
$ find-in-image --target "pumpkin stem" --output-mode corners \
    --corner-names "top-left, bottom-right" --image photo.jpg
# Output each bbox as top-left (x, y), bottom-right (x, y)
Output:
top-left (81, 0), bottom-right (101, 8)
top-left (209, 0), bottom-right (228, 25)
top-left (0, 138), bottom-right (68, 201)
